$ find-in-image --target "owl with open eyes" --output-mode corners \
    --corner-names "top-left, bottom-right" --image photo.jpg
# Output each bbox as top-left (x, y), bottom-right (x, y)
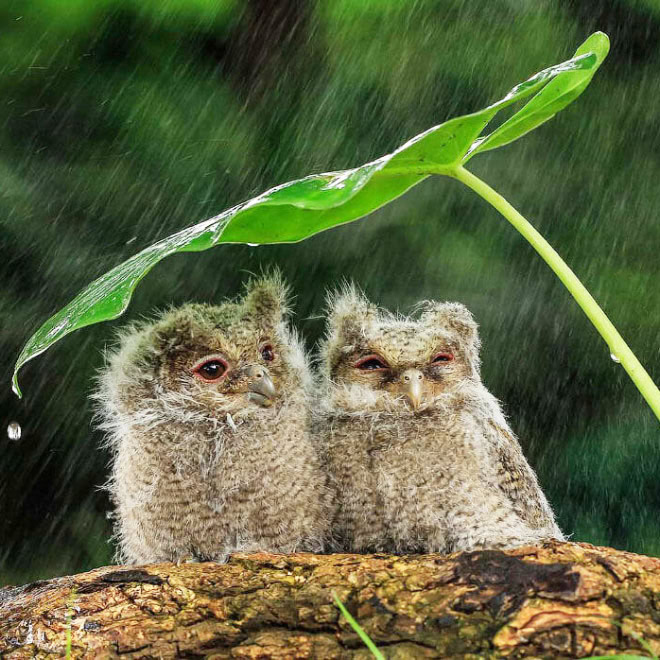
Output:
top-left (94, 275), bottom-right (333, 564)
top-left (317, 286), bottom-right (564, 554)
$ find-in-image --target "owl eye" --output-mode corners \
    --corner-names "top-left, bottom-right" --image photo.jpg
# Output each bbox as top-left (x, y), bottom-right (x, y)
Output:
top-left (431, 352), bottom-right (454, 364)
top-left (354, 355), bottom-right (389, 370)
top-left (192, 357), bottom-right (229, 382)
top-left (260, 344), bottom-right (275, 362)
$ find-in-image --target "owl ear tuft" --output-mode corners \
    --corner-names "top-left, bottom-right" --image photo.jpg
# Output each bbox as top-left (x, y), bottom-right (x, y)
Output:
top-left (418, 301), bottom-right (481, 373)
top-left (320, 283), bottom-right (376, 377)
top-left (242, 272), bottom-right (290, 326)
top-left (324, 283), bottom-right (376, 341)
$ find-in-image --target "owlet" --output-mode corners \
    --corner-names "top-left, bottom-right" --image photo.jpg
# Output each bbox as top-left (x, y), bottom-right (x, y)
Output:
top-left (94, 275), bottom-right (333, 564)
top-left (317, 286), bottom-right (564, 554)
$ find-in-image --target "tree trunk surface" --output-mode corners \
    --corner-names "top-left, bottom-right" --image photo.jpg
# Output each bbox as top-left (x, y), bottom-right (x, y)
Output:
top-left (2, 541), bottom-right (660, 659)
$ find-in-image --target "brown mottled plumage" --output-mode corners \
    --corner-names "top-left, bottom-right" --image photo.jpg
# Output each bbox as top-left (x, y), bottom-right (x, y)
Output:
top-left (94, 276), bottom-right (332, 564)
top-left (317, 286), bottom-right (564, 554)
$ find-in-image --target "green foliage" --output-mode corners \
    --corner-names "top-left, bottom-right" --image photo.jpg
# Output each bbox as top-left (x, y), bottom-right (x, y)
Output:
top-left (466, 35), bottom-right (608, 157)
top-left (11, 33), bottom-right (608, 397)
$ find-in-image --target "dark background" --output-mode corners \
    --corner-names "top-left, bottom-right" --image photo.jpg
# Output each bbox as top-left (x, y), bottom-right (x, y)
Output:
top-left (1, 0), bottom-right (659, 584)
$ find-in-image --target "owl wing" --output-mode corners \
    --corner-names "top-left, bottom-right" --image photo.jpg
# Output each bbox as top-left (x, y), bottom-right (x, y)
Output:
top-left (485, 417), bottom-right (564, 539)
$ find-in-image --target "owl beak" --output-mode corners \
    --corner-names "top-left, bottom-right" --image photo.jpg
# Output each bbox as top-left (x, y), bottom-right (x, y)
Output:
top-left (245, 365), bottom-right (277, 407)
top-left (401, 369), bottom-right (425, 410)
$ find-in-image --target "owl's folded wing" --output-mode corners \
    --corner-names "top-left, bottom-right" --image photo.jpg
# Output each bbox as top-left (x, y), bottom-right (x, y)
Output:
top-left (486, 418), bottom-right (564, 540)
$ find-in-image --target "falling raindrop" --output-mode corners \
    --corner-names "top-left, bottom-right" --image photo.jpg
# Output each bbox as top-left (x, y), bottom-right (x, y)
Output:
top-left (610, 353), bottom-right (621, 364)
top-left (7, 421), bottom-right (22, 441)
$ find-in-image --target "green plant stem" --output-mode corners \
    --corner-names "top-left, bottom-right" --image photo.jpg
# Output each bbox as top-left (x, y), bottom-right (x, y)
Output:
top-left (452, 165), bottom-right (660, 423)
top-left (66, 603), bottom-right (73, 659)
top-left (333, 593), bottom-right (385, 660)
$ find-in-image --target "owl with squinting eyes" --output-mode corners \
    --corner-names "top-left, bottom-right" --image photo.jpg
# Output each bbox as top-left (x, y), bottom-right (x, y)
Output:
top-left (94, 275), bottom-right (333, 564)
top-left (317, 286), bottom-right (564, 554)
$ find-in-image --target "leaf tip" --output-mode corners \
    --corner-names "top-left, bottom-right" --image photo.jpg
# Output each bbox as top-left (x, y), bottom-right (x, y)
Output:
top-left (11, 372), bottom-right (23, 399)
top-left (593, 30), bottom-right (611, 55)
top-left (580, 31), bottom-right (610, 60)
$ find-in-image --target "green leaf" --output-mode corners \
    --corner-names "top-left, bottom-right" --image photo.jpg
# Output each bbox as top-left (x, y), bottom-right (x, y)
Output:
top-left (465, 31), bottom-right (609, 159)
top-left (12, 32), bottom-right (609, 397)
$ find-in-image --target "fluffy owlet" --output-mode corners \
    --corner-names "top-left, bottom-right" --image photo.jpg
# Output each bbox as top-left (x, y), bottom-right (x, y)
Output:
top-left (317, 287), bottom-right (564, 554)
top-left (94, 275), bottom-right (333, 564)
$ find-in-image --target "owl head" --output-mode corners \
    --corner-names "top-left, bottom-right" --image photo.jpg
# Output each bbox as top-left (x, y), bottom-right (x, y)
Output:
top-left (96, 274), bottom-right (310, 431)
top-left (318, 285), bottom-right (481, 414)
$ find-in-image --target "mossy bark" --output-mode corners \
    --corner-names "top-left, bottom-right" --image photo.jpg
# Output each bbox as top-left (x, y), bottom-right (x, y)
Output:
top-left (1, 541), bottom-right (660, 659)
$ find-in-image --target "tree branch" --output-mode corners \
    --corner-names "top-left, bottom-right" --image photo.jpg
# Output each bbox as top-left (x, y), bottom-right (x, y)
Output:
top-left (2, 541), bottom-right (659, 658)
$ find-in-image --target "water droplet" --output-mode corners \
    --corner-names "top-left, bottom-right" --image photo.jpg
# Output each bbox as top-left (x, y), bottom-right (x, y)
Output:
top-left (7, 421), bottom-right (22, 441)
top-left (46, 320), bottom-right (68, 339)
top-left (247, 243), bottom-right (259, 247)
top-left (610, 353), bottom-right (621, 364)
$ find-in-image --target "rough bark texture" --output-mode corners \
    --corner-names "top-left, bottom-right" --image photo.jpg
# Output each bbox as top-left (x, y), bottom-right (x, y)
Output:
top-left (1, 541), bottom-right (660, 659)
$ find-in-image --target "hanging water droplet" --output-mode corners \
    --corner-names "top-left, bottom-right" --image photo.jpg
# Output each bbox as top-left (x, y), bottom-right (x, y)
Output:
top-left (247, 243), bottom-right (259, 247)
top-left (7, 421), bottom-right (22, 441)
top-left (610, 353), bottom-right (621, 364)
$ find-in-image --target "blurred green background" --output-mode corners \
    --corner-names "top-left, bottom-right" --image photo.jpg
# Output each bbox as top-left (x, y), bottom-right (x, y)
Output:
top-left (1, 0), bottom-right (659, 585)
